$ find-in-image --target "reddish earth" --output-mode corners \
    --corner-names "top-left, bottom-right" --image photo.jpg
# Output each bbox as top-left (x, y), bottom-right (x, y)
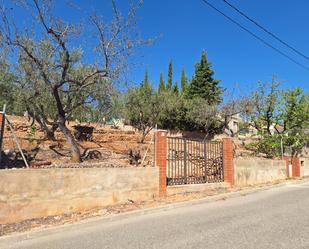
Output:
top-left (1, 115), bottom-right (154, 168)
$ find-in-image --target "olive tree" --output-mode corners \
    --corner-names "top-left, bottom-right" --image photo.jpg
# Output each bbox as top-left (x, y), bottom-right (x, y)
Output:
top-left (0, 0), bottom-right (147, 162)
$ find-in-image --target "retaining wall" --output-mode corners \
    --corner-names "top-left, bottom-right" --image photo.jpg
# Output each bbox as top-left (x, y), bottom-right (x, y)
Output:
top-left (0, 167), bottom-right (158, 224)
top-left (234, 158), bottom-right (286, 186)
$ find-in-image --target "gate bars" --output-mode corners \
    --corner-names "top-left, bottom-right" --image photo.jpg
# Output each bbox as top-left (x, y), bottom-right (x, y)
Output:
top-left (167, 137), bottom-right (224, 185)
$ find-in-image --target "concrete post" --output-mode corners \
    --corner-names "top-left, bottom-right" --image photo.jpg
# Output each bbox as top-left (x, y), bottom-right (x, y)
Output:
top-left (283, 156), bottom-right (290, 178)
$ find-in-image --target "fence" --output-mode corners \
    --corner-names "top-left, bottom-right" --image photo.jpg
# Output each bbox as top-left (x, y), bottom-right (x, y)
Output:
top-left (155, 131), bottom-right (234, 196)
top-left (167, 137), bottom-right (224, 185)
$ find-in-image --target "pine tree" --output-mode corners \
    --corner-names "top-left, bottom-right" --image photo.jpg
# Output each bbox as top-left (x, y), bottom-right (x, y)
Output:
top-left (180, 67), bottom-right (188, 95)
top-left (173, 82), bottom-right (179, 95)
top-left (158, 72), bottom-right (165, 92)
top-left (187, 51), bottom-right (224, 104)
top-left (166, 60), bottom-right (173, 91)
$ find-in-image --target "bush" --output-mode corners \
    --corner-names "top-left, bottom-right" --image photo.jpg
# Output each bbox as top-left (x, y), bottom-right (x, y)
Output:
top-left (246, 135), bottom-right (282, 158)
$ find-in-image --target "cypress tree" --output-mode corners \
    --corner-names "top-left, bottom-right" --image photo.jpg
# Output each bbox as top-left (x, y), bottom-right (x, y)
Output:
top-left (173, 82), bottom-right (179, 95)
top-left (166, 60), bottom-right (173, 91)
top-left (158, 72), bottom-right (165, 92)
top-left (180, 67), bottom-right (188, 95)
top-left (187, 51), bottom-right (224, 104)
top-left (141, 69), bottom-right (151, 96)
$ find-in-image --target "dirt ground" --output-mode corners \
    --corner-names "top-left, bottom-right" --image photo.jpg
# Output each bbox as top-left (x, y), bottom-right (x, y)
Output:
top-left (1, 115), bottom-right (154, 168)
top-left (2, 115), bottom-right (303, 168)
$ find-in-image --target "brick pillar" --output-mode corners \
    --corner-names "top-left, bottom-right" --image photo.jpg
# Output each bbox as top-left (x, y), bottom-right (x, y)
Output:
top-left (283, 156), bottom-right (290, 178)
top-left (223, 138), bottom-right (234, 185)
top-left (155, 130), bottom-right (167, 197)
top-left (291, 156), bottom-right (301, 177)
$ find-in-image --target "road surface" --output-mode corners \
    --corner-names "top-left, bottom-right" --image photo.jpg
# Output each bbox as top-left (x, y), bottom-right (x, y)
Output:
top-left (2, 182), bottom-right (309, 249)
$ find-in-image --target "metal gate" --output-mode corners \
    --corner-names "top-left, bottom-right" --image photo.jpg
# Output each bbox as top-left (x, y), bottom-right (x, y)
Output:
top-left (167, 137), bottom-right (224, 185)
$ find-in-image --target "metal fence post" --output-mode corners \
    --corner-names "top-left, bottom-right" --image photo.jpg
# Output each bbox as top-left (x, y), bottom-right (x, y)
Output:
top-left (204, 141), bottom-right (207, 182)
top-left (184, 138), bottom-right (187, 184)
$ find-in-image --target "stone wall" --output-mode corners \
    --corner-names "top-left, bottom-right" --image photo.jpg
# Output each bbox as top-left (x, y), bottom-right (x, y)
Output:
top-left (0, 167), bottom-right (158, 224)
top-left (234, 158), bottom-right (286, 186)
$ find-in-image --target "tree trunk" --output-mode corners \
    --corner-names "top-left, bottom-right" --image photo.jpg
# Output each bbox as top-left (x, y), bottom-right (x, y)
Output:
top-left (139, 127), bottom-right (152, 143)
top-left (58, 118), bottom-right (81, 162)
top-left (139, 133), bottom-right (145, 143)
top-left (139, 130), bottom-right (147, 144)
top-left (51, 86), bottom-right (81, 162)
top-left (28, 109), bottom-right (57, 140)
top-left (39, 119), bottom-right (57, 140)
top-left (45, 128), bottom-right (56, 140)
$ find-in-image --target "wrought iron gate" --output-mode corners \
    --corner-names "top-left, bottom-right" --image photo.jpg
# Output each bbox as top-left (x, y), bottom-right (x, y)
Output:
top-left (167, 137), bottom-right (224, 185)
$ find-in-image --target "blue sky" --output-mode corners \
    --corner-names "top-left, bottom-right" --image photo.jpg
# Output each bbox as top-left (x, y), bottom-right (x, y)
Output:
top-left (9, 0), bottom-right (309, 94)
top-left (132, 0), bottom-right (309, 94)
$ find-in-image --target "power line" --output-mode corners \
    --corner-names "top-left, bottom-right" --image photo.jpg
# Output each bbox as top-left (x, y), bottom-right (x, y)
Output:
top-left (223, 0), bottom-right (309, 61)
top-left (199, 0), bottom-right (309, 72)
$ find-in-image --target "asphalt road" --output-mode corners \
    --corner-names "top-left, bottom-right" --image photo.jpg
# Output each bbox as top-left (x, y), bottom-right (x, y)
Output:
top-left (2, 182), bottom-right (309, 249)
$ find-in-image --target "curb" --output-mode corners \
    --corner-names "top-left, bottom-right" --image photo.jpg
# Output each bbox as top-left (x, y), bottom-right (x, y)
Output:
top-left (1, 178), bottom-right (309, 247)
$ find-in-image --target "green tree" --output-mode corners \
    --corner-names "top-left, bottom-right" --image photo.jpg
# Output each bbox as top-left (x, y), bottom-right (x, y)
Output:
top-left (0, 0), bottom-right (147, 162)
top-left (166, 60), bottom-right (173, 91)
top-left (279, 88), bottom-right (309, 155)
top-left (158, 72), bottom-right (165, 92)
top-left (143, 69), bottom-right (149, 86)
top-left (187, 51), bottom-right (224, 104)
top-left (173, 82), bottom-right (179, 95)
top-left (157, 90), bottom-right (186, 130)
top-left (0, 56), bottom-right (16, 113)
top-left (180, 67), bottom-right (188, 95)
top-left (125, 71), bottom-right (162, 143)
top-left (245, 80), bottom-right (309, 157)
top-left (185, 97), bottom-right (223, 138)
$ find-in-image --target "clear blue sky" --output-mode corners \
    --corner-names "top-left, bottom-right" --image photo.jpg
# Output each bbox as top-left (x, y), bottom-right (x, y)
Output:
top-left (10, 0), bottom-right (309, 94)
top-left (132, 0), bottom-right (309, 94)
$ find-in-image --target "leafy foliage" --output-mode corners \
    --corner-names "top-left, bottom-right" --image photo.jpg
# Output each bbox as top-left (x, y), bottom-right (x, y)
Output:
top-left (180, 67), bottom-right (188, 95)
top-left (0, 0), bottom-right (147, 161)
top-left (246, 134), bottom-right (282, 158)
top-left (187, 51), bottom-right (224, 104)
top-left (125, 71), bottom-right (162, 143)
top-left (157, 90), bottom-right (186, 130)
top-left (245, 80), bottom-right (309, 157)
top-left (126, 51), bottom-right (227, 138)
top-left (185, 97), bottom-right (222, 137)
top-left (158, 72), bottom-right (165, 93)
top-left (166, 61), bottom-right (173, 91)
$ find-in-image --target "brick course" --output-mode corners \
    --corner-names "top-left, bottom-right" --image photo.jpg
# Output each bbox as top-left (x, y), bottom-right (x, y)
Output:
top-left (223, 138), bottom-right (234, 185)
top-left (291, 156), bottom-right (301, 177)
top-left (282, 155), bottom-right (301, 178)
top-left (155, 130), bottom-right (167, 197)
